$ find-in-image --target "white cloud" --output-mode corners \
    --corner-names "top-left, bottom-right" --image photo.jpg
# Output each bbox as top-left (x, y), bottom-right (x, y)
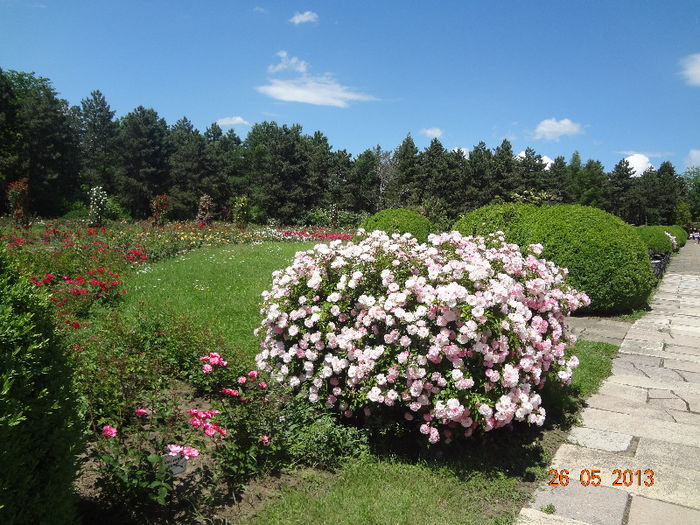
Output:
top-left (533, 118), bottom-right (583, 141)
top-left (625, 153), bottom-right (653, 176)
top-left (616, 150), bottom-right (672, 158)
top-left (258, 52), bottom-right (375, 108)
top-left (516, 150), bottom-right (554, 170)
top-left (253, 6), bottom-right (267, 14)
top-left (257, 76), bottom-right (374, 108)
top-left (420, 127), bottom-right (443, 139)
top-left (680, 53), bottom-right (700, 86)
top-left (216, 116), bottom-right (250, 126)
top-left (290, 10), bottom-right (318, 25)
top-left (685, 149), bottom-right (700, 168)
top-left (268, 51), bottom-right (308, 74)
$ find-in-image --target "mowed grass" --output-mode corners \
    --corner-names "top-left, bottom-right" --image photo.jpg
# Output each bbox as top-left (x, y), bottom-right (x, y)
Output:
top-left (118, 242), bottom-right (619, 524)
top-left (121, 241), bottom-right (315, 360)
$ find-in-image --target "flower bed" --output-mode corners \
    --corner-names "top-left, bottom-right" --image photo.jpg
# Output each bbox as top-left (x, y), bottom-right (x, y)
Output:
top-left (256, 230), bottom-right (589, 444)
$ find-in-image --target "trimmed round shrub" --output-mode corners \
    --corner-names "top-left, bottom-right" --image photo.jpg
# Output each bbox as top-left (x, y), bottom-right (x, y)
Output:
top-left (453, 204), bottom-right (655, 314)
top-left (256, 231), bottom-right (589, 445)
top-left (452, 203), bottom-right (538, 245)
top-left (359, 208), bottom-right (434, 243)
top-left (665, 225), bottom-right (687, 249)
top-left (636, 226), bottom-right (673, 255)
top-left (0, 247), bottom-right (81, 524)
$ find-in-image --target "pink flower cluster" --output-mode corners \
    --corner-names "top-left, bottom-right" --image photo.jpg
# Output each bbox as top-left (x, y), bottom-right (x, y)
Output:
top-left (188, 408), bottom-right (227, 438)
top-left (167, 444), bottom-right (199, 459)
top-left (255, 230), bottom-right (589, 443)
top-left (200, 352), bottom-right (228, 373)
top-left (102, 425), bottom-right (117, 438)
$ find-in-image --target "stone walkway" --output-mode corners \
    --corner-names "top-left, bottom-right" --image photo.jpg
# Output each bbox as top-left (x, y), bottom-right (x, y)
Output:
top-left (517, 242), bottom-right (700, 525)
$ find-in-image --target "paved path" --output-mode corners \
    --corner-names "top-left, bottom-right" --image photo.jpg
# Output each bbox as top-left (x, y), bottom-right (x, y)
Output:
top-left (517, 242), bottom-right (700, 525)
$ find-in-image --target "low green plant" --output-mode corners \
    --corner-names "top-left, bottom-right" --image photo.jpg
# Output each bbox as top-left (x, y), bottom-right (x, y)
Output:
top-left (0, 246), bottom-right (81, 524)
top-left (282, 400), bottom-right (370, 469)
top-left (359, 208), bottom-right (434, 242)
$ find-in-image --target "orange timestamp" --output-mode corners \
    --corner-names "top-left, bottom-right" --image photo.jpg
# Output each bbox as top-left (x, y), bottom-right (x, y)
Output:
top-left (548, 469), bottom-right (654, 487)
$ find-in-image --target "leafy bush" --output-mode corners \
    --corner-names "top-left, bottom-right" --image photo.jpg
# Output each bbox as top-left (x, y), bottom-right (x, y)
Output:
top-left (359, 208), bottom-right (434, 243)
top-left (61, 200), bottom-right (89, 221)
top-left (453, 204), bottom-right (655, 314)
top-left (452, 203), bottom-right (538, 243)
top-left (636, 225), bottom-right (673, 255)
top-left (256, 230), bottom-right (589, 445)
top-left (665, 225), bottom-right (687, 248)
top-left (0, 247), bottom-right (81, 524)
top-left (104, 196), bottom-right (131, 221)
top-left (282, 402), bottom-right (369, 469)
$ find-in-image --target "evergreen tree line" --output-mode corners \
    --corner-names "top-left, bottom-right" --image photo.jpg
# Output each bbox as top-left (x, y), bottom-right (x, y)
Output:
top-left (1, 68), bottom-right (697, 227)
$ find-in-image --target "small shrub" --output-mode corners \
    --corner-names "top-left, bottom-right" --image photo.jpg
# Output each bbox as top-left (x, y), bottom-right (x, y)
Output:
top-left (229, 195), bottom-right (250, 228)
top-left (636, 225), bottom-right (673, 255)
top-left (454, 204), bottom-right (655, 314)
top-left (256, 230), bottom-right (589, 445)
top-left (150, 193), bottom-right (170, 227)
top-left (196, 194), bottom-right (214, 225)
top-left (359, 208), bottom-right (434, 243)
top-left (88, 186), bottom-right (109, 226)
top-left (282, 401), bottom-right (369, 469)
top-left (6, 180), bottom-right (29, 227)
top-left (62, 200), bottom-right (89, 221)
top-left (0, 246), bottom-right (81, 524)
top-left (104, 196), bottom-right (131, 221)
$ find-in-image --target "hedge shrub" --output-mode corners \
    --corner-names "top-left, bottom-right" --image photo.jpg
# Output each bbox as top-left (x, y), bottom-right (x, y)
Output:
top-left (665, 225), bottom-right (687, 249)
top-left (0, 247), bottom-right (80, 524)
top-left (636, 226), bottom-right (674, 255)
top-left (359, 208), bottom-right (434, 243)
top-left (453, 204), bottom-right (655, 314)
top-left (452, 203), bottom-right (538, 245)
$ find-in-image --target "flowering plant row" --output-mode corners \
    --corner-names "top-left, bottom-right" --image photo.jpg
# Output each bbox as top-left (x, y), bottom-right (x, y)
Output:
top-left (256, 230), bottom-right (589, 444)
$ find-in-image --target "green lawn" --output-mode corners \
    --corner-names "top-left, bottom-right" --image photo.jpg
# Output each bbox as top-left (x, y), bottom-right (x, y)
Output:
top-left (120, 241), bottom-right (315, 360)
top-left (116, 241), bottom-right (619, 524)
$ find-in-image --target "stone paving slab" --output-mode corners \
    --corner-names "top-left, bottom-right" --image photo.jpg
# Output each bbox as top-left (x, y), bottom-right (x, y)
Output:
top-left (528, 481), bottom-right (628, 525)
top-left (584, 394), bottom-right (676, 423)
top-left (594, 382), bottom-right (648, 403)
top-left (580, 408), bottom-right (700, 448)
top-left (518, 508), bottom-right (593, 524)
top-left (567, 427), bottom-right (632, 452)
top-left (634, 438), bottom-right (700, 472)
top-left (548, 443), bottom-right (700, 509)
top-left (627, 496), bottom-right (700, 525)
top-left (663, 358), bottom-right (700, 373)
top-left (604, 374), bottom-right (700, 396)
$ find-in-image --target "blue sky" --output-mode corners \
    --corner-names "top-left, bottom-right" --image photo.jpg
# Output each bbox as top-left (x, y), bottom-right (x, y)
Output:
top-left (1, 0), bottom-right (699, 174)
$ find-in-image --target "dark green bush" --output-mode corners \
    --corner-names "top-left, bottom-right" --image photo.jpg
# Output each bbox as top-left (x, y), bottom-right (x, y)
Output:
top-left (61, 200), bottom-right (89, 220)
top-left (453, 204), bottom-right (655, 314)
top-left (636, 226), bottom-right (673, 255)
top-left (452, 203), bottom-right (539, 244)
top-left (360, 208), bottom-right (434, 243)
top-left (0, 247), bottom-right (81, 524)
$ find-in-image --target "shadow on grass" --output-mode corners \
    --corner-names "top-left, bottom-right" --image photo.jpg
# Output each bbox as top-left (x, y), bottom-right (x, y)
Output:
top-left (362, 379), bottom-right (585, 486)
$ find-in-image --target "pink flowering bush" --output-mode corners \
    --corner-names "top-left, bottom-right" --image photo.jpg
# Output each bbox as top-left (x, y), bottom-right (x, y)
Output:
top-left (255, 230), bottom-right (589, 444)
